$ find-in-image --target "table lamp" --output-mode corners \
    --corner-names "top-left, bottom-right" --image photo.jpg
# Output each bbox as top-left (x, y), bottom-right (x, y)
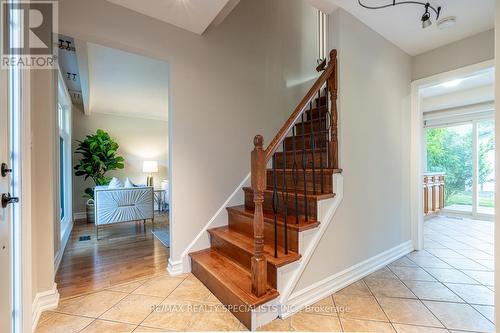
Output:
top-left (143, 161), bottom-right (158, 187)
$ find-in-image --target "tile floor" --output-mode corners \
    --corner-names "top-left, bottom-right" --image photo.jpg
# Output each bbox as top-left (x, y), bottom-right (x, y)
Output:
top-left (36, 215), bottom-right (495, 332)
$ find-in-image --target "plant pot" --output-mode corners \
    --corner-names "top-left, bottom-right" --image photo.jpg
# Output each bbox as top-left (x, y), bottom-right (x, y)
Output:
top-left (86, 199), bottom-right (95, 224)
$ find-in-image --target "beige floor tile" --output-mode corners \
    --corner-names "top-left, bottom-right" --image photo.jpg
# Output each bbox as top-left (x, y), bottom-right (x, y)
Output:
top-left (389, 266), bottom-right (437, 281)
top-left (132, 275), bottom-right (185, 298)
top-left (377, 297), bottom-right (443, 327)
top-left (108, 280), bottom-right (144, 293)
top-left (423, 301), bottom-right (495, 332)
top-left (402, 281), bottom-right (462, 302)
top-left (141, 299), bottom-right (196, 331)
top-left (442, 258), bottom-right (490, 271)
top-left (335, 280), bottom-right (372, 297)
top-left (302, 295), bottom-right (337, 316)
top-left (425, 248), bottom-right (464, 259)
top-left (365, 267), bottom-right (399, 280)
top-left (364, 278), bottom-right (416, 298)
top-left (35, 311), bottom-right (94, 333)
top-left (340, 318), bottom-right (395, 332)
top-left (56, 290), bottom-right (128, 317)
top-left (166, 275), bottom-right (212, 302)
top-left (79, 319), bottom-right (136, 333)
top-left (462, 270), bottom-right (494, 286)
top-left (334, 295), bottom-right (388, 321)
top-left (408, 256), bottom-right (452, 269)
top-left (424, 268), bottom-right (479, 284)
top-left (458, 249), bottom-right (494, 260)
top-left (392, 323), bottom-right (448, 333)
top-left (257, 317), bottom-right (292, 331)
top-left (100, 294), bottom-right (164, 324)
top-left (133, 326), bottom-right (166, 332)
top-left (290, 312), bottom-right (342, 331)
top-left (406, 251), bottom-right (434, 260)
top-left (204, 292), bottom-right (223, 304)
top-left (475, 259), bottom-right (495, 270)
top-left (389, 257), bottom-right (418, 267)
top-left (187, 308), bottom-right (242, 331)
top-left (445, 283), bottom-right (494, 305)
top-left (473, 304), bottom-right (495, 323)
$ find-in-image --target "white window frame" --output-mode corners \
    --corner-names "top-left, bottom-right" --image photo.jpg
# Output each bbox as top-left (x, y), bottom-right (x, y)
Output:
top-left (54, 69), bottom-right (72, 271)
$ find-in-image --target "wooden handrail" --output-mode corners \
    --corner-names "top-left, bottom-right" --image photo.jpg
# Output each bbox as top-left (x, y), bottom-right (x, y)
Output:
top-left (264, 49), bottom-right (337, 161)
top-left (250, 49), bottom-right (338, 297)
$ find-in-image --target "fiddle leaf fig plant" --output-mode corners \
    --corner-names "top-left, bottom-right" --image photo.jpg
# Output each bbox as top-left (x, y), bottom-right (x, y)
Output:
top-left (74, 129), bottom-right (125, 199)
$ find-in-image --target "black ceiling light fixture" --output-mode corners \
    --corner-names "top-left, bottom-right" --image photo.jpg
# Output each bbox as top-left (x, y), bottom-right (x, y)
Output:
top-left (358, 0), bottom-right (442, 29)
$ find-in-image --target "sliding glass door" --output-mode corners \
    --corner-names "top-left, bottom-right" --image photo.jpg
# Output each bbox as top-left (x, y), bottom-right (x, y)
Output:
top-left (425, 118), bottom-right (495, 217)
top-left (477, 119), bottom-right (495, 215)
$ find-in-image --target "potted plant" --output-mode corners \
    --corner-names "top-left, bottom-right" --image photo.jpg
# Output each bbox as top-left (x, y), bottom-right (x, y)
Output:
top-left (74, 129), bottom-right (125, 223)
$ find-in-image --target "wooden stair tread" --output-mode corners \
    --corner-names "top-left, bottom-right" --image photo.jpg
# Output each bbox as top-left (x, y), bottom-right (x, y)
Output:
top-left (189, 248), bottom-right (278, 307)
top-left (266, 168), bottom-right (341, 174)
top-left (209, 226), bottom-right (301, 267)
top-left (228, 205), bottom-right (320, 231)
top-left (274, 147), bottom-right (329, 155)
top-left (243, 186), bottom-right (335, 201)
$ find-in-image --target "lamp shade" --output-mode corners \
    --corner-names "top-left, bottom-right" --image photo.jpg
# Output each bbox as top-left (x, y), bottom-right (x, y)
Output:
top-left (142, 161), bottom-right (158, 173)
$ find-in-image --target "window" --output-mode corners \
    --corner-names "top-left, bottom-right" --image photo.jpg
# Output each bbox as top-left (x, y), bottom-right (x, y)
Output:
top-left (426, 118), bottom-right (495, 216)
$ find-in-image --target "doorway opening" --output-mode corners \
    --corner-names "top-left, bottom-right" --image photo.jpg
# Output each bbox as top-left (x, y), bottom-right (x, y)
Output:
top-left (54, 36), bottom-right (171, 299)
top-left (410, 61), bottom-right (495, 329)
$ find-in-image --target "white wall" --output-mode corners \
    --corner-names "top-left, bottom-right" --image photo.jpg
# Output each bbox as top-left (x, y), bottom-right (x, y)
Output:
top-left (72, 107), bottom-right (168, 214)
top-left (58, 0), bottom-right (318, 263)
top-left (294, 9), bottom-right (412, 291)
top-left (412, 29), bottom-right (494, 80)
top-left (31, 69), bottom-right (58, 300)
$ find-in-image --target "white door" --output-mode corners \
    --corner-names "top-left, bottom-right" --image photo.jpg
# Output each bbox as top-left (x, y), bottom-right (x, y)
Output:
top-left (0, 66), bottom-right (12, 331)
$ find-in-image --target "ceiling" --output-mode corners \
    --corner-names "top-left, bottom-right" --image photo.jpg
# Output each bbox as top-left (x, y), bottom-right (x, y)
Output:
top-left (105, 0), bottom-right (239, 35)
top-left (58, 35), bottom-right (83, 106)
top-left (421, 68), bottom-right (494, 112)
top-left (325, 0), bottom-right (494, 55)
top-left (421, 68), bottom-right (494, 98)
top-left (85, 42), bottom-right (169, 121)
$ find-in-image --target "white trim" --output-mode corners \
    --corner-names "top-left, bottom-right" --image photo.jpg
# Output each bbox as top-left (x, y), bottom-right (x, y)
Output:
top-left (31, 283), bottom-right (60, 332)
top-left (279, 174), bottom-right (344, 303)
top-left (73, 212), bottom-right (87, 220)
top-left (281, 240), bottom-right (413, 318)
top-left (167, 257), bottom-right (184, 276)
top-left (20, 65), bottom-right (33, 333)
top-left (410, 59), bottom-right (495, 251)
top-left (174, 173), bottom-right (250, 273)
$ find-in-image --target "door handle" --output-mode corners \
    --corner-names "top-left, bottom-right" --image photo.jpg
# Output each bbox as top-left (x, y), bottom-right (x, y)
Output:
top-left (1, 163), bottom-right (12, 177)
top-left (2, 193), bottom-right (19, 208)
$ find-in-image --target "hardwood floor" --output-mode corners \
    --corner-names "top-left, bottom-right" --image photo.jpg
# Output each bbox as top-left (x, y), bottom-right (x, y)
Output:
top-left (55, 213), bottom-right (169, 299)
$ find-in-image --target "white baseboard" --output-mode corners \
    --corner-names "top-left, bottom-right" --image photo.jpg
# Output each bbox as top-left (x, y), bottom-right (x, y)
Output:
top-left (167, 257), bottom-right (184, 276)
top-left (281, 240), bottom-right (413, 318)
top-left (73, 212), bottom-right (86, 220)
top-left (32, 283), bottom-right (60, 332)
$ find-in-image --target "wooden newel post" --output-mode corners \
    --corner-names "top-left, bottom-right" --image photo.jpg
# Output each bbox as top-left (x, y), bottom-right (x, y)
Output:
top-left (327, 49), bottom-right (339, 170)
top-left (251, 135), bottom-right (267, 297)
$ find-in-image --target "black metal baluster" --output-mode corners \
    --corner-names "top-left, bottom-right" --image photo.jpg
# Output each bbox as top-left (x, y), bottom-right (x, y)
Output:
top-left (326, 82), bottom-right (331, 169)
top-left (292, 127), bottom-right (299, 225)
top-left (310, 101), bottom-right (317, 195)
top-left (319, 89), bottom-right (324, 194)
top-left (272, 155), bottom-right (279, 258)
top-left (282, 141), bottom-right (288, 255)
top-left (301, 113), bottom-right (309, 222)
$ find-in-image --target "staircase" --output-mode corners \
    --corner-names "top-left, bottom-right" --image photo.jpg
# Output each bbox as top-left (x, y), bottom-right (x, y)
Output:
top-left (189, 50), bottom-right (340, 330)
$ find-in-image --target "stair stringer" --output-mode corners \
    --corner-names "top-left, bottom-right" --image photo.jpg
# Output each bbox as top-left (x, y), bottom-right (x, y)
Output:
top-left (277, 173), bottom-right (344, 309)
